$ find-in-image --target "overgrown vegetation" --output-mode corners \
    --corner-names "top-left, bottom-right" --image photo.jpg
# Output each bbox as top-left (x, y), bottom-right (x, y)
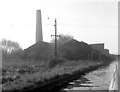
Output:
top-left (2, 59), bottom-right (102, 90)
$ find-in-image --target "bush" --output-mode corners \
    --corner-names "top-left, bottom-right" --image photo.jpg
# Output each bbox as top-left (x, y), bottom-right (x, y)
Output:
top-left (48, 58), bottom-right (66, 68)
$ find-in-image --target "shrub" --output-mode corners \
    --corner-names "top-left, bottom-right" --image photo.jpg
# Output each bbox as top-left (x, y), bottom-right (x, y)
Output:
top-left (48, 58), bottom-right (66, 68)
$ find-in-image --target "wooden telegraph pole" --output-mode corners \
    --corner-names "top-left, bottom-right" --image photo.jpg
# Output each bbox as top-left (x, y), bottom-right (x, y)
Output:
top-left (51, 18), bottom-right (59, 60)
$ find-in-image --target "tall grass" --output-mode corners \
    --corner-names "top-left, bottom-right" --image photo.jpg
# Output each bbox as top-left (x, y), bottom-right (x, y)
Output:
top-left (2, 58), bottom-right (102, 90)
top-left (2, 58), bottom-right (47, 69)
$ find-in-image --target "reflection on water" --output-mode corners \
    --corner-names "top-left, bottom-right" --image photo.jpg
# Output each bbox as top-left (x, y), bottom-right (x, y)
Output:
top-left (60, 61), bottom-right (117, 91)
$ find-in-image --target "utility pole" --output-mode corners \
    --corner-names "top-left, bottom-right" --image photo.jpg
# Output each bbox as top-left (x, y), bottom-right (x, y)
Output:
top-left (51, 18), bottom-right (60, 60)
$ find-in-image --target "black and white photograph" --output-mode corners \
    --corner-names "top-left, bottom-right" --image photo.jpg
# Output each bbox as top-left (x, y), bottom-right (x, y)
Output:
top-left (0, 0), bottom-right (119, 92)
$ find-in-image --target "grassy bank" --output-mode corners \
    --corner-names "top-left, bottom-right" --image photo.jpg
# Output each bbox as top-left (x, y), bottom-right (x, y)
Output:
top-left (1, 59), bottom-right (105, 91)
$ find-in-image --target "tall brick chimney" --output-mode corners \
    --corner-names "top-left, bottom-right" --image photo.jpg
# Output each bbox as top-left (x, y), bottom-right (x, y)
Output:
top-left (36, 10), bottom-right (43, 43)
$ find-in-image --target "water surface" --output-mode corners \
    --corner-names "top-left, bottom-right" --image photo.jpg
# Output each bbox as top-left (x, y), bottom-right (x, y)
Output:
top-left (60, 61), bottom-right (117, 91)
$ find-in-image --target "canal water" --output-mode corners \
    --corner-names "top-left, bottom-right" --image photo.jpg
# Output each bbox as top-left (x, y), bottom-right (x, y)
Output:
top-left (60, 61), bottom-right (118, 91)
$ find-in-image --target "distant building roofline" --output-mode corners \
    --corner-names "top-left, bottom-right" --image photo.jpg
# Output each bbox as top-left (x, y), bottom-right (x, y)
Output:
top-left (90, 43), bottom-right (104, 45)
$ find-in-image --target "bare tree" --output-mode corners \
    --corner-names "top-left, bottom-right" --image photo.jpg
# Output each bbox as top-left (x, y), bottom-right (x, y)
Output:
top-left (51, 34), bottom-right (74, 45)
top-left (50, 34), bottom-right (74, 58)
top-left (1, 39), bottom-right (22, 54)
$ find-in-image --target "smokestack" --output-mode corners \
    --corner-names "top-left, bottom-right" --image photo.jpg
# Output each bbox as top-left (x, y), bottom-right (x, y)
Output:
top-left (36, 10), bottom-right (43, 43)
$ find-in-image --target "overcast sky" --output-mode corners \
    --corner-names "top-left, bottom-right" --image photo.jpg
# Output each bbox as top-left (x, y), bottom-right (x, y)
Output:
top-left (0, 0), bottom-right (118, 54)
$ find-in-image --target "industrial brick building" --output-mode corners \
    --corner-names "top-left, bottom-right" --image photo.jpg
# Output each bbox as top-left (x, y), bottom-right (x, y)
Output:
top-left (90, 43), bottom-right (109, 55)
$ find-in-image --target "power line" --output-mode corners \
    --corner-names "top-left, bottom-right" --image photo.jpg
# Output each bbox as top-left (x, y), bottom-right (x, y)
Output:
top-left (46, 17), bottom-right (117, 28)
top-left (46, 23), bottom-right (117, 28)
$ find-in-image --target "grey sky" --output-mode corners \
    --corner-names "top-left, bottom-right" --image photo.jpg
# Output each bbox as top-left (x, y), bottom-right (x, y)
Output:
top-left (0, 0), bottom-right (118, 54)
